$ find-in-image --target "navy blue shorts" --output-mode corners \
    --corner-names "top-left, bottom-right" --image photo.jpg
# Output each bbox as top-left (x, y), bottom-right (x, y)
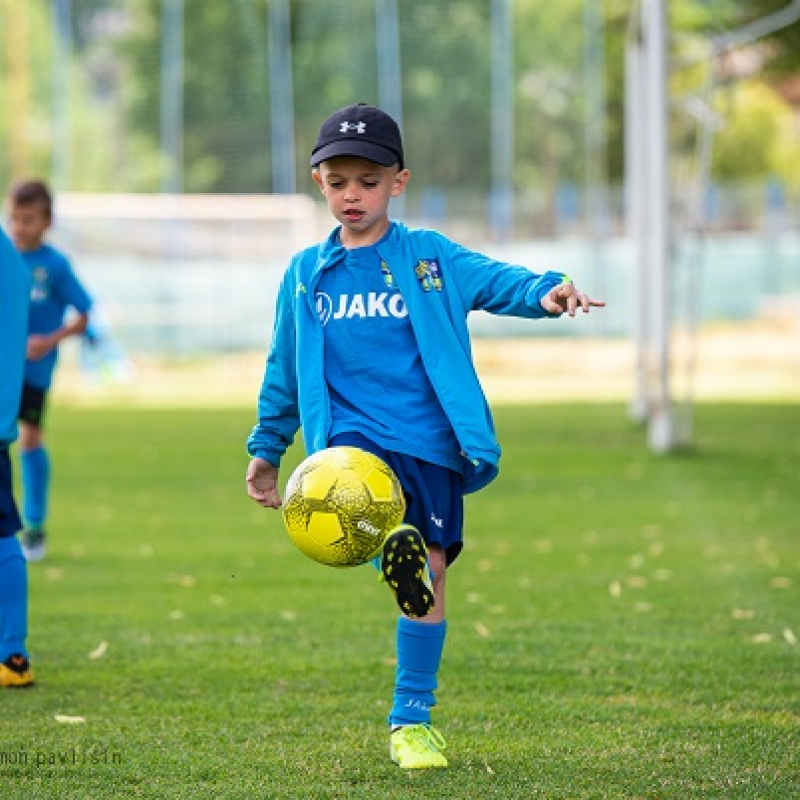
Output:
top-left (328, 432), bottom-right (464, 565)
top-left (0, 448), bottom-right (23, 539)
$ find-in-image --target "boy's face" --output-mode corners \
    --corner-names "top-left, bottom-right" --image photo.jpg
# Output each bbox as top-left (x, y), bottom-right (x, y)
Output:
top-left (9, 202), bottom-right (51, 252)
top-left (313, 156), bottom-right (409, 247)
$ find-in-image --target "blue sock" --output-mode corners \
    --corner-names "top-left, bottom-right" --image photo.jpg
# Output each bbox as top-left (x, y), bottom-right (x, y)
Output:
top-left (21, 446), bottom-right (49, 529)
top-left (389, 617), bottom-right (447, 727)
top-left (0, 535), bottom-right (29, 661)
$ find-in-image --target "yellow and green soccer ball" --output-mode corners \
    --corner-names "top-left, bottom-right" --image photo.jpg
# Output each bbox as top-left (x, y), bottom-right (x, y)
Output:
top-left (282, 446), bottom-right (406, 567)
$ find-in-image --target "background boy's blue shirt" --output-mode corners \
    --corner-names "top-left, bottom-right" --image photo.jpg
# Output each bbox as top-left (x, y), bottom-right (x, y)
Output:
top-left (248, 222), bottom-right (566, 493)
top-left (22, 244), bottom-right (93, 389)
top-left (0, 226), bottom-right (30, 445)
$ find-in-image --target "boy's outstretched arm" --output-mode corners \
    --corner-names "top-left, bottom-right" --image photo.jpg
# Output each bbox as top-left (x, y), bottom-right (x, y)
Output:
top-left (246, 457), bottom-right (282, 509)
top-left (540, 281), bottom-right (605, 317)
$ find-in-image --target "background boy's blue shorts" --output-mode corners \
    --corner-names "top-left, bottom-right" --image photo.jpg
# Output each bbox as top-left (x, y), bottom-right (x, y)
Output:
top-left (328, 432), bottom-right (464, 565)
top-left (18, 384), bottom-right (48, 428)
top-left (0, 447), bottom-right (23, 539)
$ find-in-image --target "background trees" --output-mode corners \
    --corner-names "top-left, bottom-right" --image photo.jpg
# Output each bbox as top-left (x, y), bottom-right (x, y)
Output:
top-left (1, 0), bottom-right (798, 227)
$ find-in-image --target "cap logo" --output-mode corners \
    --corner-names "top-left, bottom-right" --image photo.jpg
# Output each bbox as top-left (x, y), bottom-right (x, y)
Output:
top-left (339, 121), bottom-right (366, 134)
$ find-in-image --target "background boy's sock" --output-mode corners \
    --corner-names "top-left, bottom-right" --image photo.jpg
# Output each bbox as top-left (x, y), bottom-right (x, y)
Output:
top-left (21, 446), bottom-right (49, 528)
top-left (389, 616), bottom-right (447, 727)
top-left (0, 535), bottom-right (29, 660)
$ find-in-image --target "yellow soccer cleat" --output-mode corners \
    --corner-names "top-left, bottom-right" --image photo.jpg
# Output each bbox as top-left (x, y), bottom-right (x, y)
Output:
top-left (390, 724), bottom-right (448, 769)
top-left (0, 654), bottom-right (35, 688)
top-left (381, 525), bottom-right (434, 618)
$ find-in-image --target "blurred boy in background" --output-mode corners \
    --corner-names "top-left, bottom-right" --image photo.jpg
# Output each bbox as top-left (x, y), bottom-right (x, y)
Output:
top-left (7, 179), bottom-right (93, 562)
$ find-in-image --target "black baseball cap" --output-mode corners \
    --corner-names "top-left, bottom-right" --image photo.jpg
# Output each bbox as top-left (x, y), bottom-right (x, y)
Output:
top-left (310, 103), bottom-right (404, 169)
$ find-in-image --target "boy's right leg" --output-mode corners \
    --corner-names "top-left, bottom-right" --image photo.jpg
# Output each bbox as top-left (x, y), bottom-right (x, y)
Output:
top-left (19, 418), bottom-right (49, 562)
top-left (381, 525), bottom-right (434, 619)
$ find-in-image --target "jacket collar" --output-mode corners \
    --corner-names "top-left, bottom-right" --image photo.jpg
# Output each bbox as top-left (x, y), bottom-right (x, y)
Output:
top-left (317, 220), bottom-right (408, 267)
top-left (317, 226), bottom-right (346, 266)
top-left (376, 220), bottom-right (407, 259)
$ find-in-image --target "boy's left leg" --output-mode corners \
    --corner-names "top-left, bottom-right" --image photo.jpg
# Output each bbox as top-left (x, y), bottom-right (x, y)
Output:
top-left (379, 455), bottom-right (461, 769)
top-left (389, 545), bottom-right (449, 769)
top-left (329, 433), bottom-right (456, 767)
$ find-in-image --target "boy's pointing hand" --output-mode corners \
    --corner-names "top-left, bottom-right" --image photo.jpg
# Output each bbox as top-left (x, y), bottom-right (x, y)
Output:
top-left (540, 281), bottom-right (606, 318)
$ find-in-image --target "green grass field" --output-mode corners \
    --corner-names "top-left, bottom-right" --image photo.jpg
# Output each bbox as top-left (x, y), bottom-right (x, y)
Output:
top-left (1, 403), bottom-right (798, 798)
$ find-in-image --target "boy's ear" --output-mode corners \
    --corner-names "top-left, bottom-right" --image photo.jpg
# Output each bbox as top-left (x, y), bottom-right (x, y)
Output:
top-left (391, 168), bottom-right (410, 198)
top-left (311, 169), bottom-right (324, 192)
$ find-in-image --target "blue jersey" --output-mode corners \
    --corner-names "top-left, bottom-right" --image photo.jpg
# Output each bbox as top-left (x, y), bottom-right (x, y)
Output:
top-left (22, 244), bottom-right (92, 389)
top-left (317, 228), bottom-right (462, 472)
top-left (0, 225), bottom-right (30, 445)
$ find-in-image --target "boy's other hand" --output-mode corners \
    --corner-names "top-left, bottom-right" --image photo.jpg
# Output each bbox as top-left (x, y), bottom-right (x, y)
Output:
top-left (541, 282), bottom-right (605, 317)
top-left (26, 333), bottom-right (58, 361)
top-left (246, 458), bottom-right (282, 508)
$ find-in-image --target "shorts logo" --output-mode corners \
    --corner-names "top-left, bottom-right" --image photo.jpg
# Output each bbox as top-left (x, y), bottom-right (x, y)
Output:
top-left (316, 291), bottom-right (407, 326)
top-left (414, 259), bottom-right (443, 292)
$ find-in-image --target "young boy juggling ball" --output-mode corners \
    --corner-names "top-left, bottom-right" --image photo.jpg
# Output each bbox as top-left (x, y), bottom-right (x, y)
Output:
top-left (246, 103), bottom-right (604, 769)
top-left (7, 179), bottom-right (93, 562)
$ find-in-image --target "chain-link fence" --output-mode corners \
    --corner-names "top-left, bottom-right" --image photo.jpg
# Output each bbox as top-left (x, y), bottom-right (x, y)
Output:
top-left (1, 0), bottom-right (799, 355)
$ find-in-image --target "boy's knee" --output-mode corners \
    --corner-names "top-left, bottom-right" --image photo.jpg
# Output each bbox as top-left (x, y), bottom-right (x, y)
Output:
top-left (19, 425), bottom-right (43, 451)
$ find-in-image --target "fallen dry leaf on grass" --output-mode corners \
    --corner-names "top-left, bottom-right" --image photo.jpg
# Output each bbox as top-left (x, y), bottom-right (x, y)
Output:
top-left (88, 641), bottom-right (108, 660)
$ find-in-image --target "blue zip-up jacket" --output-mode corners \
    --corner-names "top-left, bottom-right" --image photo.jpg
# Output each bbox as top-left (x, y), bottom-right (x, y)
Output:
top-left (247, 222), bottom-right (566, 494)
top-left (0, 225), bottom-right (30, 446)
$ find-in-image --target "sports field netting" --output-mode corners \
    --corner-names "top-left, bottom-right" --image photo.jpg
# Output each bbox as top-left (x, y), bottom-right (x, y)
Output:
top-left (2, 0), bottom-right (799, 355)
top-left (62, 227), bottom-right (799, 355)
